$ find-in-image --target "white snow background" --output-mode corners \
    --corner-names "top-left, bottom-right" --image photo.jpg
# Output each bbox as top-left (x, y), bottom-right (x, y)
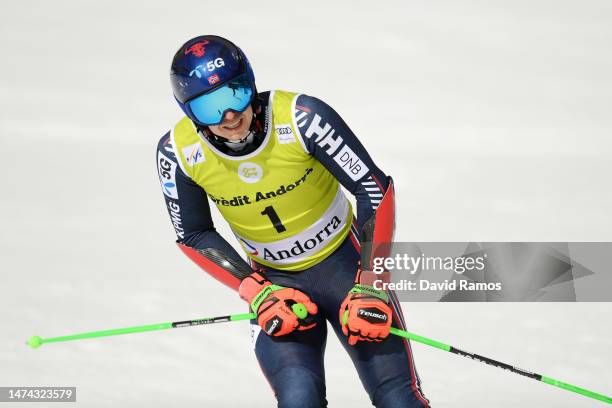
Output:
top-left (0, 1), bottom-right (611, 407)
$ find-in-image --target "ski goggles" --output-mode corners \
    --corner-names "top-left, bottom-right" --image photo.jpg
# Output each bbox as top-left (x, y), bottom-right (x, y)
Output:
top-left (186, 74), bottom-right (254, 126)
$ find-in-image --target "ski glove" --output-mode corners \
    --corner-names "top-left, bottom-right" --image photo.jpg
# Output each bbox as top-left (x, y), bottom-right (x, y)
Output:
top-left (239, 271), bottom-right (318, 337)
top-left (339, 272), bottom-right (392, 345)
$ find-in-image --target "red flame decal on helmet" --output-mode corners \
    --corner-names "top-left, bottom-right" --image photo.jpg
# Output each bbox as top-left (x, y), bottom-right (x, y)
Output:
top-left (185, 40), bottom-right (210, 57)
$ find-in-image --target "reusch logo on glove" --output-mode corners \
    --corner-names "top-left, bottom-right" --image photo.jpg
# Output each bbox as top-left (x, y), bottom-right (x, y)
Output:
top-left (265, 317), bottom-right (282, 335)
top-left (357, 308), bottom-right (388, 324)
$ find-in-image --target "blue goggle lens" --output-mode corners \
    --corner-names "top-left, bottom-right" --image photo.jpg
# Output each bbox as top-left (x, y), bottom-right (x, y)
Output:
top-left (187, 75), bottom-right (253, 126)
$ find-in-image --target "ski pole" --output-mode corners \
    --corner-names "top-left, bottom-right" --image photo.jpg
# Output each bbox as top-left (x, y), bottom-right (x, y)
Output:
top-left (27, 304), bottom-right (308, 349)
top-left (388, 326), bottom-right (612, 404)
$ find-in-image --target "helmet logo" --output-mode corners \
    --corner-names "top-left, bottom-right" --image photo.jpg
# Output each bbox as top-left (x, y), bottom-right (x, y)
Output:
top-left (207, 74), bottom-right (220, 85)
top-left (185, 40), bottom-right (210, 57)
top-left (189, 58), bottom-right (226, 79)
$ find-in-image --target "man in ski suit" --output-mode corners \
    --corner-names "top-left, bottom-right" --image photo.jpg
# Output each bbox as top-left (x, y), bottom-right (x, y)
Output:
top-left (156, 35), bottom-right (429, 408)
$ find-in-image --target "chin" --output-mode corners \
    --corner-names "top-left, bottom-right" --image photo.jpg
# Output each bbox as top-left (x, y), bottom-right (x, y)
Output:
top-left (226, 129), bottom-right (249, 141)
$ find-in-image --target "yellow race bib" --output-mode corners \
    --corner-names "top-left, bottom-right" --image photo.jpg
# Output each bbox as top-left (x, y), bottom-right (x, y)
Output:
top-left (171, 90), bottom-right (352, 270)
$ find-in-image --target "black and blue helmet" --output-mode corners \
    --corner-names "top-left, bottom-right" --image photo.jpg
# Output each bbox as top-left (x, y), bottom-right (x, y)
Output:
top-left (170, 35), bottom-right (256, 126)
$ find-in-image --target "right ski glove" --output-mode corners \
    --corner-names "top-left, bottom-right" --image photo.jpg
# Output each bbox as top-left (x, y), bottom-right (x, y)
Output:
top-left (239, 271), bottom-right (318, 337)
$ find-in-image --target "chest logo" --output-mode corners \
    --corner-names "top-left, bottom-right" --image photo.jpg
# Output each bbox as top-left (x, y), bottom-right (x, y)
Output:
top-left (238, 162), bottom-right (263, 183)
top-left (182, 142), bottom-right (205, 166)
top-left (275, 124), bottom-right (295, 144)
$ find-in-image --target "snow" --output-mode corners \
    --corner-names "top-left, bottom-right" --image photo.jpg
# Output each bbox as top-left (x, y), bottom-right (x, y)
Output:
top-left (1, 1), bottom-right (611, 406)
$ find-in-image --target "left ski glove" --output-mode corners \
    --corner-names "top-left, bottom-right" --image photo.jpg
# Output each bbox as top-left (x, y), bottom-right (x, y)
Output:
top-left (340, 271), bottom-right (392, 346)
top-left (239, 271), bottom-right (318, 337)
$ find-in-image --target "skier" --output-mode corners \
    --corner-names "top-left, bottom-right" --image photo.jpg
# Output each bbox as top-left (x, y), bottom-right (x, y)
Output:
top-left (156, 35), bottom-right (429, 407)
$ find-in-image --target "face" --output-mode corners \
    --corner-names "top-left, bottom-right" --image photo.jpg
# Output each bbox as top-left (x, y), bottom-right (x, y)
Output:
top-left (208, 106), bottom-right (253, 140)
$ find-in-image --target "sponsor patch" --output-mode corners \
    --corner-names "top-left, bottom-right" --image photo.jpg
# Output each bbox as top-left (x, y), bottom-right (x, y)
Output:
top-left (158, 151), bottom-right (178, 199)
top-left (239, 238), bottom-right (259, 256)
top-left (167, 201), bottom-right (184, 239)
top-left (182, 142), bottom-right (205, 166)
top-left (260, 215), bottom-right (342, 262)
top-left (238, 162), bottom-right (263, 183)
top-left (275, 124), bottom-right (295, 144)
top-left (334, 144), bottom-right (370, 181)
top-left (207, 73), bottom-right (220, 85)
top-left (207, 168), bottom-right (312, 207)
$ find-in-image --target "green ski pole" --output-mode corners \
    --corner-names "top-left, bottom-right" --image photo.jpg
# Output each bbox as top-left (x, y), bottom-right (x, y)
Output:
top-left (341, 312), bottom-right (610, 404)
top-left (389, 326), bottom-right (612, 405)
top-left (27, 304), bottom-right (308, 349)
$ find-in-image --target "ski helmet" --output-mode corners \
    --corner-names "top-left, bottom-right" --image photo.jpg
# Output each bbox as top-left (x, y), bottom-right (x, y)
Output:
top-left (170, 35), bottom-right (256, 126)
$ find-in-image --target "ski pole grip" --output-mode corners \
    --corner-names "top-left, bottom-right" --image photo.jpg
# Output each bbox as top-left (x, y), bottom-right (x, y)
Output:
top-left (291, 303), bottom-right (308, 320)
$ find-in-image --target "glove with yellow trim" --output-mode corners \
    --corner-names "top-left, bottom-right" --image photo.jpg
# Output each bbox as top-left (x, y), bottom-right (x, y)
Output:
top-left (239, 271), bottom-right (318, 336)
top-left (339, 270), bottom-right (392, 345)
